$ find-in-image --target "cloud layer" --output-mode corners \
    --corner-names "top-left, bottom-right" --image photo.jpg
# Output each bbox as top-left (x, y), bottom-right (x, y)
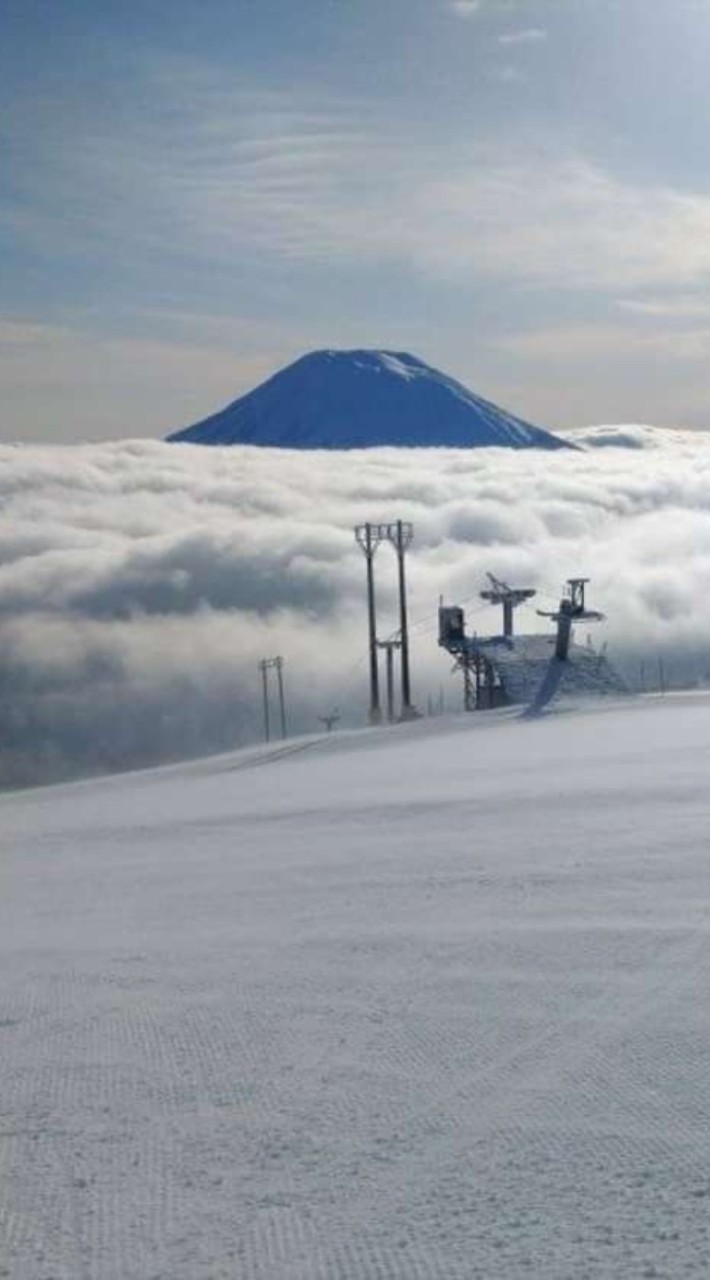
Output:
top-left (3, 431), bottom-right (710, 786)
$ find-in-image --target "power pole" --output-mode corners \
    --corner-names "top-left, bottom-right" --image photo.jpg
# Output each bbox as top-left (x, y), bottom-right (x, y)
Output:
top-left (259, 658), bottom-right (270, 743)
top-left (387, 520), bottom-right (415, 718)
top-left (377, 637), bottom-right (401, 722)
top-left (258, 656), bottom-right (287, 742)
top-left (354, 523), bottom-right (383, 724)
top-left (275, 656), bottom-right (286, 738)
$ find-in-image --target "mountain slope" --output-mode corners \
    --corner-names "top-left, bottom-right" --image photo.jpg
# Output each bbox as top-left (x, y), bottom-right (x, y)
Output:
top-left (168, 348), bottom-right (571, 450)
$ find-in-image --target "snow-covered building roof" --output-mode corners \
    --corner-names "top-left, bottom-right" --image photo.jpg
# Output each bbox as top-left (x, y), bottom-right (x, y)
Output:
top-left (439, 602), bottom-right (628, 709)
top-left (472, 633), bottom-right (628, 704)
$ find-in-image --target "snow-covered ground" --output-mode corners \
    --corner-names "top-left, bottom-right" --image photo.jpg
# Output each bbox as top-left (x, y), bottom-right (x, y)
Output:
top-left (2, 693), bottom-right (710, 1278)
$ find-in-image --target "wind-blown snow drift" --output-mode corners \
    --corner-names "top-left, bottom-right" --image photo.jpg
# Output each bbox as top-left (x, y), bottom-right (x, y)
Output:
top-left (167, 349), bottom-right (570, 450)
top-left (3, 426), bottom-right (710, 786)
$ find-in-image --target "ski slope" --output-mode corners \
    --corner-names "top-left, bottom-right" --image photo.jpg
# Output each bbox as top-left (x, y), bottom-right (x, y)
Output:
top-left (2, 694), bottom-right (710, 1278)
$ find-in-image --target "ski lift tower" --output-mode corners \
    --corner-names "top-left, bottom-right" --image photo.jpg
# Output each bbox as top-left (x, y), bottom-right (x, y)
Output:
top-left (480, 573), bottom-right (537, 638)
top-left (537, 578), bottom-right (604, 661)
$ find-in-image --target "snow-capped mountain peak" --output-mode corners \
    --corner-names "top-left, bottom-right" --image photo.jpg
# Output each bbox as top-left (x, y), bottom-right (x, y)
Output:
top-left (167, 348), bottom-right (571, 451)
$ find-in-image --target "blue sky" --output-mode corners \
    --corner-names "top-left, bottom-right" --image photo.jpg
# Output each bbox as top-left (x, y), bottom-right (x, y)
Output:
top-left (5, 0), bottom-right (710, 439)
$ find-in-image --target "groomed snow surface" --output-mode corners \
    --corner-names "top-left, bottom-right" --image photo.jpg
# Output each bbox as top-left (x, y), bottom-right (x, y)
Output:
top-left (3, 694), bottom-right (710, 1278)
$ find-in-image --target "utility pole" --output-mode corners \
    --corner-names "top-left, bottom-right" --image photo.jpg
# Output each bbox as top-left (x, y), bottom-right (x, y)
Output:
top-left (387, 520), bottom-right (415, 718)
top-left (318, 709), bottom-right (340, 732)
top-left (258, 656), bottom-right (287, 742)
top-left (275, 656), bottom-right (286, 738)
top-left (377, 637), bottom-right (401, 723)
top-left (354, 523), bottom-right (383, 724)
top-left (259, 658), bottom-right (270, 743)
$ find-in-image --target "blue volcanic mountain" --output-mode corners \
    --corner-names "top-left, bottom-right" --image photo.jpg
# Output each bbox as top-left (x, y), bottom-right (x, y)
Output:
top-left (167, 349), bottom-right (570, 450)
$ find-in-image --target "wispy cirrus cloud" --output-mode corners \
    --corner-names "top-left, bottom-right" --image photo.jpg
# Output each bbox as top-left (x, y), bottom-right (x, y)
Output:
top-left (498, 26), bottom-right (547, 44)
top-left (502, 322), bottom-right (710, 363)
top-left (449, 0), bottom-right (482, 16)
top-left (12, 71), bottom-right (710, 296)
top-left (447, 0), bottom-right (544, 15)
top-left (616, 296), bottom-right (710, 320)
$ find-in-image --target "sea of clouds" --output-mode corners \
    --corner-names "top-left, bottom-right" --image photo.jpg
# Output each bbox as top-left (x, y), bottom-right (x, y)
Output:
top-left (3, 427), bottom-right (710, 787)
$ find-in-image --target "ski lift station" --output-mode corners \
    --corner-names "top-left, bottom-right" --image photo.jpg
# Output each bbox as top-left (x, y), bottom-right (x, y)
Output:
top-left (354, 520), bottom-right (626, 720)
top-left (439, 574), bottom-right (627, 712)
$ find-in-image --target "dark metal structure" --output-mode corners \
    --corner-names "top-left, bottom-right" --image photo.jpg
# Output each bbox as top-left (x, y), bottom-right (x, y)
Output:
top-left (258, 655), bottom-right (287, 742)
top-left (439, 575), bottom-right (625, 712)
top-left (355, 520), bottom-right (416, 724)
top-left (386, 520), bottom-right (415, 719)
top-left (376, 637), bottom-right (402, 722)
top-left (480, 573), bottom-right (537, 638)
top-left (537, 578), bottom-right (604, 661)
top-left (354, 523), bottom-right (383, 724)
